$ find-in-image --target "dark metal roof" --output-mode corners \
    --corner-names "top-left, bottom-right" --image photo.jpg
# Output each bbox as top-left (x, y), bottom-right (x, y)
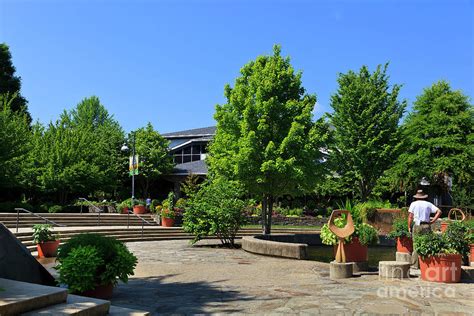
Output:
top-left (171, 160), bottom-right (208, 175)
top-left (162, 126), bottom-right (216, 138)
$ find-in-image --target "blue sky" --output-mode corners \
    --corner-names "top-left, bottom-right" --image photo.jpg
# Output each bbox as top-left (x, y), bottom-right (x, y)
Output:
top-left (1, 0), bottom-right (473, 133)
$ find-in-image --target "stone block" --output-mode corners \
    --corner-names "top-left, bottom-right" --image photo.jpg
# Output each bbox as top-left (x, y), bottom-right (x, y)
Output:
top-left (352, 261), bottom-right (369, 272)
top-left (379, 261), bottom-right (410, 279)
top-left (330, 261), bottom-right (353, 279)
top-left (396, 251), bottom-right (412, 263)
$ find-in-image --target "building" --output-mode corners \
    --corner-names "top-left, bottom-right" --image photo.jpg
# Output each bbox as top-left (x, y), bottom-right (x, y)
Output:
top-left (162, 126), bottom-right (216, 195)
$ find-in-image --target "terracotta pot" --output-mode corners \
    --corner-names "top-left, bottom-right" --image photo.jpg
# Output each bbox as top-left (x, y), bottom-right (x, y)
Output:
top-left (440, 222), bottom-right (449, 233)
top-left (121, 207), bottom-right (129, 214)
top-left (37, 240), bottom-right (60, 258)
top-left (333, 237), bottom-right (368, 262)
top-left (396, 236), bottom-right (413, 253)
top-left (161, 217), bottom-right (175, 227)
top-left (419, 254), bottom-right (462, 283)
top-left (470, 244), bottom-right (474, 265)
top-left (133, 205), bottom-right (146, 214)
top-left (78, 283), bottom-right (114, 299)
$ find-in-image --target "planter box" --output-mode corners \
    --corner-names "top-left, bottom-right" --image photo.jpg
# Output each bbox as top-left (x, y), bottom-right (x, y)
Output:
top-left (37, 240), bottom-right (60, 258)
top-left (419, 254), bottom-right (462, 283)
top-left (396, 236), bottom-right (413, 253)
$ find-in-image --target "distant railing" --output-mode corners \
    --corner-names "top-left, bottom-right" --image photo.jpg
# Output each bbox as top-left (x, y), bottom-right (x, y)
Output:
top-left (14, 208), bottom-right (66, 233)
top-left (78, 197), bottom-right (104, 225)
top-left (127, 210), bottom-right (154, 237)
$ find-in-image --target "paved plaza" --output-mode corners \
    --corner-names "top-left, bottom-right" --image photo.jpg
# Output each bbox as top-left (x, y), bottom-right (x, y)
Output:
top-left (110, 240), bottom-right (474, 315)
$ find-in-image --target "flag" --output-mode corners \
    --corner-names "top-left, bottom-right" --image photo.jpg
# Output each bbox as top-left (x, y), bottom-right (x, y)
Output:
top-left (129, 155), bottom-right (139, 176)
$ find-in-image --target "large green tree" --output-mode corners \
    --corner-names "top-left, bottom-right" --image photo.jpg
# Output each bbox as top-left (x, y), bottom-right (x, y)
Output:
top-left (384, 81), bottom-right (474, 204)
top-left (328, 63), bottom-right (406, 201)
top-left (133, 123), bottom-right (174, 197)
top-left (0, 94), bottom-right (31, 194)
top-left (25, 97), bottom-right (125, 203)
top-left (208, 45), bottom-right (328, 234)
top-left (0, 43), bottom-right (30, 122)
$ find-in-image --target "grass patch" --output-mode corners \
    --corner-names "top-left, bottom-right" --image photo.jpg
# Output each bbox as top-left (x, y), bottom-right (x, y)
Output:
top-left (242, 225), bottom-right (321, 230)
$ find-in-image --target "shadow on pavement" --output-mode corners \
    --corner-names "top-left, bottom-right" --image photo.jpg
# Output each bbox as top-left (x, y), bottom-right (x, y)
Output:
top-left (110, 275), bottom-right (256, 314)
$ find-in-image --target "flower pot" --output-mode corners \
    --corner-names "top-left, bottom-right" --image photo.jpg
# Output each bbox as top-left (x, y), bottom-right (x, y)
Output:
top-left (470, 244), bottom-right (474, 266)
top-left (78, 283), bottom-right (114, 300)
top-left (37, 240), bottom-right (60, 258)
top-left (440, 222), bottom-right (449, 233)
top-left (161, 217), bottom-right (175, 227)
top-left (133, 205), bottom-right (146, 214)
top-left (396, 236), bottom-right (413, 253)
top-left (419, 254), bottom-right (462, 283)
top-left (333, 237), bottom-right (368, 262)
top-left (121, 207), bottom-right (129, 214)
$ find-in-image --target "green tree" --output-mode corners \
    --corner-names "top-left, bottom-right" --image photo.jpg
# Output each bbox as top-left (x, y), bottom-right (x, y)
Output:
top-left (384, 81), bottom-right (473, 202)
top-left (208, 45), bottom-right (328, 234)
top-left (328, 63), bottom-right (406, 201)
top-left (133, 123), bottom-right (174, 197)
top-left (0, 43), bottom-right (30, 122)
top-left (0, 93), bottom-right (31, 193)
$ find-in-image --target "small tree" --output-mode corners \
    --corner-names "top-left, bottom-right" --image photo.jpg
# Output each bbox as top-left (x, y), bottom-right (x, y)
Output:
top-left (208, 45), bottom-right (328, 234)
top-left (183, 177), bottom-right (245, 247)
top-left (133, 123), bottom-right (174, 197)
top-left (328, 63), bottom-right (406, 201)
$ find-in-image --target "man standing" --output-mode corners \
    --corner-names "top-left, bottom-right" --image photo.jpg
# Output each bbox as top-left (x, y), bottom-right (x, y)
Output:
top-left (408, 189), bottom-right (442, 268)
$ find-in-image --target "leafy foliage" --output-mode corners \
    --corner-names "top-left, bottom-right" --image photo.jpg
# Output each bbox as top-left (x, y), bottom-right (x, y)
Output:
top-left (443, 221), bottom-right (469, 258)
top-left (384, 81), bottom-right (474, 195)
top-left (414, 224), bottom-right (469, 258)
top-left (387, 217), bottom-right (410, 239)
top-left (328, 63), bottom-right (406, 201)
top-left (32, 224), bottom-right (56, 243)
top-left (56, 233), bottom-right (137, 292)
top-left (208, 45), bottom-right (328, 234)
top-left (183, 178), bottom-right (246, 246)
top-left (413, 231), bottom-right (444, 257)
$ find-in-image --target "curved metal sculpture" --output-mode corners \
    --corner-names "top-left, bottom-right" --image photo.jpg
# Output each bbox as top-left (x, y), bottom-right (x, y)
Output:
top-left (447, 208), bottom-right (466, 222)
top-left (328, 210), bottom-right (355, 263)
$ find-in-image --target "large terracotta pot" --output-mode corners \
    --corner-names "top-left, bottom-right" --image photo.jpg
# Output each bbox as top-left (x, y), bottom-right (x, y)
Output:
top-left (121, 207), bottom-right (129, 214)
top-left (333, 237), bottom-right (368, 262)
top-left (440, 222), bottom-right (449, 233)
top-left (133, 205), bottom-right (146, 214)
top-left (78, 283), bottom-right (114, 299)
top-left (396, 236), bottom-right (413, 253)
top-left (37, 240), bottom-right (60, 258)
top-left (419, 254), bottom-right (462, 283)
top-left (162, 217), bottom-right (175, 227)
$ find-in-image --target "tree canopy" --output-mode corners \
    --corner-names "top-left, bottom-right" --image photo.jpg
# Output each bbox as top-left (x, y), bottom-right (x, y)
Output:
top-left (208, 45), bottom-right (328, 233)
top-left (0, 43), bottom-right (30, 123)
top-left (327, 63), bottom-right (406, 201)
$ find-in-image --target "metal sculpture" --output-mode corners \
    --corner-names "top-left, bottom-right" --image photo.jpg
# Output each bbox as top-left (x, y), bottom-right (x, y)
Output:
top-left (328, 210), bottom-right (355, 263)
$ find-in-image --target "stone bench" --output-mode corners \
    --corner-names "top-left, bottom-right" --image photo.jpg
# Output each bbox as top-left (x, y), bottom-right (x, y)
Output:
top-left (396, 251), bottom-right (412, 263)
top-left (379, 261), bottom-right (411, 279)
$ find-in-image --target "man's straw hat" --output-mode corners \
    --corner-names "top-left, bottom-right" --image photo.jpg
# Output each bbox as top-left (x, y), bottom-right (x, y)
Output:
top-left (413, 189), bottom-right (428, 199)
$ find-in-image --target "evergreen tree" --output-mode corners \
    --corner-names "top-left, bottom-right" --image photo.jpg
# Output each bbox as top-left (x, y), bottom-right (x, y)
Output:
top-left (208, 45), bottom-right (328, 234)
top-left (0, 43), bottom-right (30, 122)
top-left (328, 63), bottom-right (406, 201)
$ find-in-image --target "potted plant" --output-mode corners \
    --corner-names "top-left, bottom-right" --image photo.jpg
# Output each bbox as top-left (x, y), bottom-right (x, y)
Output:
top-left (56, 233), bottom-right (137, 299)
top-left (133, 199), bottom-right (146, 214)
top-left (161, 192), bottom-right (176, 227)
top-left (440, 208), bottom-right (466, 232)
top-left (321, 217), bottom-right (378, 262)
top-left (32, 224), bottom-right (60, 258)
top-left (117, 200), bottom-right (131, 214)
top-left (387, 217), bottom-right (413, 253)
top-left (467, 219), bottom-right (474, 266)
top-left (414, 222), bottom-right (468, 283)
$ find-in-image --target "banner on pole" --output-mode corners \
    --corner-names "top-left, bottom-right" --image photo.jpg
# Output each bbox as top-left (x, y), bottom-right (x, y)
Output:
top-left (129, 155), bottom-right (139, 176)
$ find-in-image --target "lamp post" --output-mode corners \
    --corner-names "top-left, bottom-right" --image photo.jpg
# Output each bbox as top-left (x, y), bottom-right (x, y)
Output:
top-left (121, 132), bottom-right (136, 207)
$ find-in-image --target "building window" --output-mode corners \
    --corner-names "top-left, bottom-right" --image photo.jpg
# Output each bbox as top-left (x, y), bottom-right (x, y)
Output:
top-left (173, 143), bottom-right (207, 164)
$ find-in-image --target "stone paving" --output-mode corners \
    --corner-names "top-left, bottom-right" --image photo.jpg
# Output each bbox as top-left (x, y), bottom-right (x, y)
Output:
top-left (110, 240), bottom-right (474, 315)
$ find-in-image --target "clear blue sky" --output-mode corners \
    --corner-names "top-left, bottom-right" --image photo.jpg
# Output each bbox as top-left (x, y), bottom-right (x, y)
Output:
top-left (1, 0), bottom-right (473, 133)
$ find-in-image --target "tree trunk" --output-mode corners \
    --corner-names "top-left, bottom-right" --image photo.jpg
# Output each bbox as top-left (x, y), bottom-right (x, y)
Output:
top-left (267, 195), bottom-right (273, 235)
top-left (261, 194), bottom-right (267, 235)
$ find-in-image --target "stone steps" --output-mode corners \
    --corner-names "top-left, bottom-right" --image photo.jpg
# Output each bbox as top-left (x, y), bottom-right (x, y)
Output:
top-left (0, 278), bottom-right (149, 315)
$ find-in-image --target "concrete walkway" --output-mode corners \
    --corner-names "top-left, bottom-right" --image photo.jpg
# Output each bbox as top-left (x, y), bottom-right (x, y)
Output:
top-left (109, 240), bottom-right (474, 315)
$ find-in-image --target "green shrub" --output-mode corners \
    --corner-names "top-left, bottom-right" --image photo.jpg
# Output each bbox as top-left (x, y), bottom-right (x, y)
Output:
top-left (354, 200), bottom-right (393, 223)
top-left (387, 217), bottom-right (410, 240)
top-left (183, 178), bottom-right (245, 247)
top-left (444, 221), bottom-right (469, 257)
top-left (356, 223), bottom-right (379, 246)
top-left (414, 231), bottom-right (444, 257)
top-left (0, 201), bottom-right (34, 213)
top-left (414, 226), bottom-right (469, 258)
top-left (321, 216), bottom-right (378, 246)
top-left (48, 205), bottom-right (63, 213)
top-left (32, 224), bottom-right (56, 243)
top-left (56, 233), bottom-right (137, 293)
top-left (175, 198), bottom-right (187, 210)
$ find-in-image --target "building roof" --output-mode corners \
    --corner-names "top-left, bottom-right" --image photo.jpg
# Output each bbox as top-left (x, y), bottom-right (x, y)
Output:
top-left (162, 126), bottom-right (216, 138)
top-left (171, 160), bottom-right (208, 176)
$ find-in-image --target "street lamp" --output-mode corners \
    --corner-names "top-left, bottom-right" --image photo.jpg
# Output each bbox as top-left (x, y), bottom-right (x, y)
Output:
top-left (121, 132), bottom-right (136, 207)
